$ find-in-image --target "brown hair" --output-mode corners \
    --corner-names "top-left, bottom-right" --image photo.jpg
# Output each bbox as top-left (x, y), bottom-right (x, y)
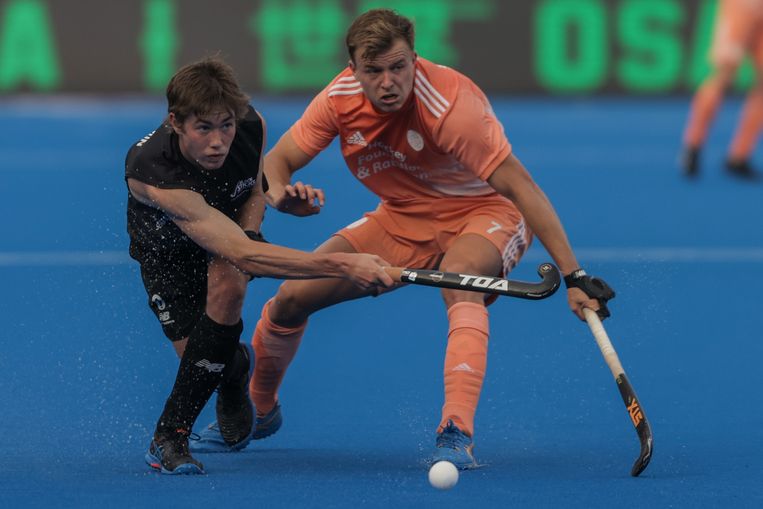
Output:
top-left (166, 56), bottom-right (250, 124)
top-left (345, 9), bottom-right (414, 63)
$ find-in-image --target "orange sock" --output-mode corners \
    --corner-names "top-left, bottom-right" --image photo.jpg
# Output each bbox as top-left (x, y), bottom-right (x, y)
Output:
top-left (249, 299), bottom-right (306, 416)
top-left (729, 87), bottom-right (763, 161)
top-left (684, 79), bottom-right (726, 148)
top-left (439, 301), bottom-right (489, 437)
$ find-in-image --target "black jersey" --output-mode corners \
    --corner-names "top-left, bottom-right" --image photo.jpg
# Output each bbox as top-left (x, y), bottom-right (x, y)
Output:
top-left (125, 105), bottom-right (264, 261)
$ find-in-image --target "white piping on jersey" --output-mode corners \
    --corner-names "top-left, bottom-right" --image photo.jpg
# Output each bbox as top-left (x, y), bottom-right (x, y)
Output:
top-left (415, 70), bottom-right (450, 108)
top-left (414, 84), bottom-right (446, 118)
top-left (328, 77), bottom-right (363, 97)
top-left (414, 71), bottom-right (450, 119)
top-left (328, 88), bottom-right (364, 97)
top-left (330, 82), bottom-right (361, 89)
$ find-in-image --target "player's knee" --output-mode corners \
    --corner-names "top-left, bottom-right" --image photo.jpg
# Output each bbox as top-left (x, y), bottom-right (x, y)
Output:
top-left (439, 258), bottom-right (484, 276)
top-left (269, 284), bottom-right (312, 326)
top-left (206, 274), bottom-right (247, 318)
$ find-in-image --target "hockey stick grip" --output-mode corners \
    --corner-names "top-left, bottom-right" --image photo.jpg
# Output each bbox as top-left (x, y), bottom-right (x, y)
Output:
top-left (383, 263), bottom-right (560, 300)
top-left (583, 307), bottom-right (624, 377)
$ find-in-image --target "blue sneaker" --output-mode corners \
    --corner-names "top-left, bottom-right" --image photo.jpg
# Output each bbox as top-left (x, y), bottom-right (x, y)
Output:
top-left (430, 420), bottom-right (479, 469)
top-left (190, 343), bottom-right (255, 453)
top-left (191, 401), bottom-right (283, 451)
top-left (253, 402), bottom-right (282, 440)
top-left (146, 429), bottom-right (205, 475)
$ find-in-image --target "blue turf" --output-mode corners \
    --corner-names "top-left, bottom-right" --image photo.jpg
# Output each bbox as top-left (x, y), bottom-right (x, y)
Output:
top-left (1, 96), bottom-right (762, 508)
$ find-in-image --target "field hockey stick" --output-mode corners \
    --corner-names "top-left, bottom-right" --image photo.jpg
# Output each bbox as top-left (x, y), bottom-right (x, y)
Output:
top-left (583, 307), bottom-right (653, 477)
top-left (384, 262), bottom-right (560, 300)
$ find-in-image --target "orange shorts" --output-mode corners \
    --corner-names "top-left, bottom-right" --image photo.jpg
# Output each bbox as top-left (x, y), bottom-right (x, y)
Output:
top-left (336, 194), bottom-right (533, 279)
top-left (710, 0), bottom-right (763, 67)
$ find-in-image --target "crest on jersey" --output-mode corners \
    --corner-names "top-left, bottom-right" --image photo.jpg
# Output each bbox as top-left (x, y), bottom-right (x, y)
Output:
top-left (407, 130), bottom-right (424, 151)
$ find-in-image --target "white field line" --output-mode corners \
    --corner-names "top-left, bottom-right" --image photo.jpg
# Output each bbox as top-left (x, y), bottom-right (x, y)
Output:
top-left (2, 248), bottom-right (763, 267)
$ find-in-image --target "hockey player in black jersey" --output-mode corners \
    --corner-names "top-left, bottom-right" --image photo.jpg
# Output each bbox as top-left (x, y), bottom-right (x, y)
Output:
top-left (126, 56), bottom-right (393, 474)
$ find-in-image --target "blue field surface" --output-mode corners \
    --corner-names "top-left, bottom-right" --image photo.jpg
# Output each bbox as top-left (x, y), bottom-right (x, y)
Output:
top-left (1, 96), bottom-right (762, 508)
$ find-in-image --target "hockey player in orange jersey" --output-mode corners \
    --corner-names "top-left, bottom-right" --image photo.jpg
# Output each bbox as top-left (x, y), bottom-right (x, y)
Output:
top-left (193, 8), bottom-right (614, 469)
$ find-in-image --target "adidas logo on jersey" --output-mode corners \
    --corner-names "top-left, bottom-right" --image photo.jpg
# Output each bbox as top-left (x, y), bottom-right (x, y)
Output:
top-left (346, 131), bottom-right (368, 147)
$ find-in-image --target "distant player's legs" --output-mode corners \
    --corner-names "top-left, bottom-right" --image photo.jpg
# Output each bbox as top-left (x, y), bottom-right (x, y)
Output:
top-left (248, 235), bottom-right (380, 426)
top-left (725, 29), bottom-right (763, 178)
top-left (681, 3), bottom-right (747, 176)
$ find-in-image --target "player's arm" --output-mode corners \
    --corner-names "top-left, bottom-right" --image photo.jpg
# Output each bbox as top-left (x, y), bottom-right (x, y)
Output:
top-left (264, 130), bottom-right (325, 217)
top-left (127, 178), bottom-right (393, 289)
top-left (486, 154), bottom-right (600, 319)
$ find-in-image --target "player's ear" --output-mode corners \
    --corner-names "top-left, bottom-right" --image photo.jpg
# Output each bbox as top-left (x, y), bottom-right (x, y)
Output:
top-left (168, 112), bottom-right (184, 134)
top-left (348, 59), bottom-right (356, 72)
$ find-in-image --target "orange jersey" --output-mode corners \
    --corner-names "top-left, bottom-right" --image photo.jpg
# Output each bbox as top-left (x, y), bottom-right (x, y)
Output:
top-left (290, 58), bottom-right (511, 202)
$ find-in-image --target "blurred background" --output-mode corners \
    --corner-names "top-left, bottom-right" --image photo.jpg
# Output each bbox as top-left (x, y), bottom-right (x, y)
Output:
top-left (1, 1), bottom-right (762, 507)
top-left (0, 0), bottom-right (751, 95)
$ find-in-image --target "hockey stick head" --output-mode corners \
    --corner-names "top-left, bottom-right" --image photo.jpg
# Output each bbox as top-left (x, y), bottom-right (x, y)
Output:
top-left (524, 263), bottom-right (562, 299)
top-left (616, 374), bottom-right (653, 477)
top-left (631, 428), bottom-right (653, 477)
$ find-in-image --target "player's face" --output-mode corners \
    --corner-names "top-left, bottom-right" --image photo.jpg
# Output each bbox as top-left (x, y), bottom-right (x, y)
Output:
top-left (351, 38), bottom-right (416, 113)
top-left (171, 109), bottom-right (236, 170)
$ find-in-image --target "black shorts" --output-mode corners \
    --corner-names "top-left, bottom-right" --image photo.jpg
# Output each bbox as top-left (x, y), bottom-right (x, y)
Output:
top-left (137, 247), bottom-right (208, 342)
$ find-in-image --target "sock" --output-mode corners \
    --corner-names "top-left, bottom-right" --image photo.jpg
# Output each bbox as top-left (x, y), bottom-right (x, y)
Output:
top-left (683, 79), bottom-right (725, 148)
top-left (155, 313), bottom-right (242, 437)
top-left (439, 302), bottom-right (489, 438)
top-left (728, 87), bottom-right (763, 161)
top-left (249, 299), bottom-right (306, 416)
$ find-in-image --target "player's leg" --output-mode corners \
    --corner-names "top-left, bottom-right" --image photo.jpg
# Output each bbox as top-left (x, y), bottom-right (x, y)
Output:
top-left (726, 22), bottom-right (763, 179)
top-left (249, 233), bottom-right (385, 437)
top-left (430, 204), bottom-right (531, 469)
top-left (149, 257), bottom-right (248, 473)
top-left (428, 234), bottom-right (501, 469)
top-left (190, 258), bottom-right (256, 452)
top-left (681, 1), bottom-right (746, 176)
top-left (138, 250), bottom-right (207, 473)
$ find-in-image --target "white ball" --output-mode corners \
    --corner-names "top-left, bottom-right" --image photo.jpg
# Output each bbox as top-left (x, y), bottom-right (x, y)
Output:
top-left (428, 460), bottom-right (459, 490)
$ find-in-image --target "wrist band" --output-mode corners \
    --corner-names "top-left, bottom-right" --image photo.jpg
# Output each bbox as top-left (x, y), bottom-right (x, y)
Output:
top-left (563, 268), bottom-right (587, 288)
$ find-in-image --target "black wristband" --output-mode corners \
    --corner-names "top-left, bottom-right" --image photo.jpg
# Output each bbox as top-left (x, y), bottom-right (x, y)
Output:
top-left (563, 268), bottom-right (587, 288)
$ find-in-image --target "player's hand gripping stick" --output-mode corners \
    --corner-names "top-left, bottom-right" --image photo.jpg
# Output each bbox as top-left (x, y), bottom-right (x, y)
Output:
top-left (383, 263), bottom-right (561, 300)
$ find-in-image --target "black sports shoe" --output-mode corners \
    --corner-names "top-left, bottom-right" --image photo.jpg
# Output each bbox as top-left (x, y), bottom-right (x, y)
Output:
top-left (725, 159), bottom-right (760, 180)
top-left (145, 428), bottom-right (205, 475)
top-left (679, 146), bottom-right (700, 177)
top-left (216, 343), bottom-right (254, 447)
